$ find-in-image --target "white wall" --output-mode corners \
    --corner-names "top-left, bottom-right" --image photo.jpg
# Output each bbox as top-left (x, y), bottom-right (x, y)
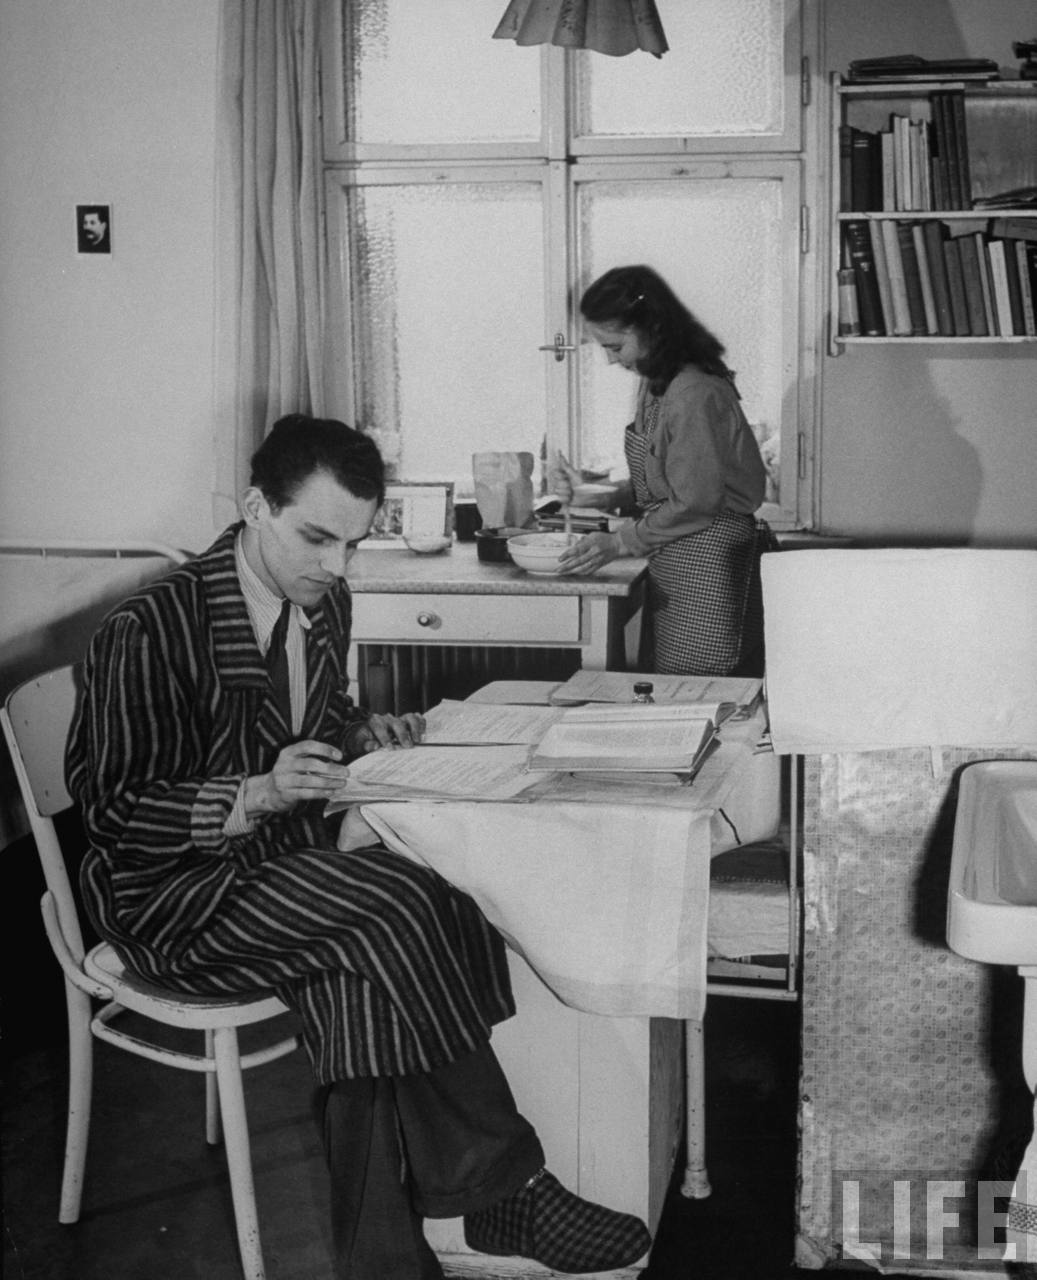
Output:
top-left (0, 0), bottom-right (220, 552)
top-left (1, 1), bottom-right (1033, 553)
top-left (819, 0), bottom-right (1037, 545)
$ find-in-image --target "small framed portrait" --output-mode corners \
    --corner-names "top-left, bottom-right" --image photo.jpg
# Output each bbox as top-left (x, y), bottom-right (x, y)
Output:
top-left (367, 482), bottom-right (454, 547)
top-left (76, 204), bottom-right (112, 255)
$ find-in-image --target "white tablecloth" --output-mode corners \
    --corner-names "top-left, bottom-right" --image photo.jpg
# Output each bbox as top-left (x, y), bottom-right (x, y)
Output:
top-left (351, 726), bottom-right (776, 1022)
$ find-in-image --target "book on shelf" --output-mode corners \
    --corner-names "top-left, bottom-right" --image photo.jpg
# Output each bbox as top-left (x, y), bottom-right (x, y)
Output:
top-left (974, 187), bottom-right (1037, 211)
top-left (846, 56), bottom-right (1000, 82)
top-left (910, 223), bottom-right (939, 333)
top-left (973, 231), bottom-right (998, 335)
top-left (880, 220), bottom-right (914, 335)
top-left (1015, 240), bottom-right (1037, 336)
top-left (922, 221), bottom-right (955, 336)
top-left (949, 90), bottom-right (973, 210)
top-left (843, 221), bottom-right (886, 335)
top-left (838, 124), bottom-right (855, 212)
top-left (880, 129), bottom-right (896, 212)
top-left (955, 234), bottom-right (989, 336)
top-left (868, 221), bottom-right (894, 334)
top-left (942, 238), bottom-right (971, 335)
top-left (929, 92), bottom-right (953, 210)
top-left (985, 239), bottom-right (1015, 335)
top-left (990, 218), bottom-right (1037, 244)
top-left (850, 127), bottom-right (882, 210)
top-left (525, 703), bottom-right (720, 776)
top-left (1000, 239), bottom-right (1026, 334)
top-left (896, 221), bottom-right (929, 334)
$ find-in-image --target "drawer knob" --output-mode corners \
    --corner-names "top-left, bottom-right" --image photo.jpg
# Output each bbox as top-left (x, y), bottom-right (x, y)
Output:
top-left (416, 611), bottom-right (439, 628)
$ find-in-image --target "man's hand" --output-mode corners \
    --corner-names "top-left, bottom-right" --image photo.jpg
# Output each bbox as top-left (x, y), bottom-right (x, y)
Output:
top-left (244, 740), bottom-right (351, 816)
top-left (353, 712), bottom-right (426, 754)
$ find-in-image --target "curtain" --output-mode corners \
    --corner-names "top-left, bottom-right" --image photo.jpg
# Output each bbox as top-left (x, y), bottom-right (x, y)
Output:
top-left (213, 0), bottom-right (326, 527)
top-left (493, 0), bottom-right (668, 58)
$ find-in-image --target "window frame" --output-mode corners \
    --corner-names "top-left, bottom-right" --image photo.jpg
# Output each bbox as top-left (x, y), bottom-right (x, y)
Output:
top-left (320, 1), bottom-right (818, 531)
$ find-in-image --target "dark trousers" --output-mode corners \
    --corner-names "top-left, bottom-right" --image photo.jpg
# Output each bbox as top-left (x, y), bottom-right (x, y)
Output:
top-left (313, 1043), bottom-right (544, 1280)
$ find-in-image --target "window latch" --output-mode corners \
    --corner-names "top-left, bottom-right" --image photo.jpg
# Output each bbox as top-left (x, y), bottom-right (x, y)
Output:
top-left (538, 332), bottom-right (577, 362)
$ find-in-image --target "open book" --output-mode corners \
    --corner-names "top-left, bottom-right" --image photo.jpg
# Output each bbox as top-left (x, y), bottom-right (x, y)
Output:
top-left (325, 744), bottom-right (539, 809)
top-left (526, 703), bottom-right (719, 775)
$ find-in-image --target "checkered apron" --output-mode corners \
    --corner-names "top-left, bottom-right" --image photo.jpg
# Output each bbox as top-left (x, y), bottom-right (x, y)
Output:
top-left (625, 401), bottom-right (770, 676)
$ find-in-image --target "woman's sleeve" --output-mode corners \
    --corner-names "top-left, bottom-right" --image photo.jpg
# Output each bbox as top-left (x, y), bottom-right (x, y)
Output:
top-left (618, 378), bottom-right (731, 555)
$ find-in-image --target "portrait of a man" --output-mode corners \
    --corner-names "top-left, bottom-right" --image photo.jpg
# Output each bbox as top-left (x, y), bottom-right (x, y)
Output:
top-left (76, 204), bottom-right (111, 255)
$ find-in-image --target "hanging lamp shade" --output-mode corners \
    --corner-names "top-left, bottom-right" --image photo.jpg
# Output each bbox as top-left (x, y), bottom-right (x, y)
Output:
top-left (493, 0), bottom-right (669, 59)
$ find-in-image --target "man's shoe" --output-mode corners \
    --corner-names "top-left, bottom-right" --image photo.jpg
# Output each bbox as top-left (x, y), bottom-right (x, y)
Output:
top-left (463, 1168), bottom-right (652, 1274)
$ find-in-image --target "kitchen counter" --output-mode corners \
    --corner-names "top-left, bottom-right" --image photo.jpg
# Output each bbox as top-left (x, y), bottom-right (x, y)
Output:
top-left (347, 540), bottom-right (644, 596)
top-left (346, 541), bottom-right (646, 679)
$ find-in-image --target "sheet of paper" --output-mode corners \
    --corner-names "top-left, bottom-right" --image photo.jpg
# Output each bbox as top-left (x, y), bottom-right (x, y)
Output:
top-left (327, 744), bottom-right (537, 807)
top-left (535, 719), bottom-right (712, 759)
top-left (422, 700), bottom-right (563, 744)
top-left (550, 669), bottom-right (762, 707)
top-left (464, 680), bottom-right (562, 705)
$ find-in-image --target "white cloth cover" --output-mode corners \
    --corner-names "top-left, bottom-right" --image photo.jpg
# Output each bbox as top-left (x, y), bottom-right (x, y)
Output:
top-left (362, 800), bottom-right (712, 1019)
top-left (762, 549), bottom-right (1037, 754)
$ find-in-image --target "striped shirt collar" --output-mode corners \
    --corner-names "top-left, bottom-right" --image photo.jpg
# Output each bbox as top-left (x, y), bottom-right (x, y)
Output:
top-left (234, 529), bottom-right (311, 653)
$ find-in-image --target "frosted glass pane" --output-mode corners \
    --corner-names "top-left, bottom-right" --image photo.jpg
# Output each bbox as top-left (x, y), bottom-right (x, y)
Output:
top-left (351, 183), bottom-right (546, 492)
top-left (576, 0), bottom-right (786, 138)
top-left (577, 180), bottom-right (786, 504)
top-left (345, 0), bottom-right (541, 145)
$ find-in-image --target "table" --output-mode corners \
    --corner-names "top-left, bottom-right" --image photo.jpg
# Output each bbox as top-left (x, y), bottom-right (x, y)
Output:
top-left (349, 711), bottom-right (779, 1273)
top-left (345, 542), bottom-right (646, 691)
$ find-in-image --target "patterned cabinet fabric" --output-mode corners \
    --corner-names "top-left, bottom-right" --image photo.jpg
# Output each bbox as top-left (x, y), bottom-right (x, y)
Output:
top-left (796, 746), bottom-right (1037, 1271)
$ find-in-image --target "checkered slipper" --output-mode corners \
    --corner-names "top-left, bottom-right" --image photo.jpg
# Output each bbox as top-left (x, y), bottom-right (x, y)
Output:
top-left (463, 1168), bottom-right (651, 1274)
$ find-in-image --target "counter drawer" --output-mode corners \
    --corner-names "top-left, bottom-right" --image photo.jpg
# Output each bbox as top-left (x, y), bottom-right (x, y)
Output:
top-left (351, 592), bottom-right (581, 645)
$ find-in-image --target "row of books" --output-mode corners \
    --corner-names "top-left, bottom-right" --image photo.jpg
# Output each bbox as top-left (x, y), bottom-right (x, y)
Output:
top-left (840, 90), bottom-right (975, 212)
top-left (841, 218), bottom-right (1037, 338)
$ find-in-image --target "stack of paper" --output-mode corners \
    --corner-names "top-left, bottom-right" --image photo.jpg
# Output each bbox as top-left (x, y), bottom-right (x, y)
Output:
top-left (548, 669), bottom-right (762, 720)
top-left (526, 703), bottom-right (719, 775)
top-left (326, 744), bottom-right (539, 808)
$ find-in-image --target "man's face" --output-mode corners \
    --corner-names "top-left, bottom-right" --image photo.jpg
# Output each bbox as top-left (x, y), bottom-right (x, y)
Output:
top-left (242, 469), bottom-right (378, 607)
top-left (82, 213), bottom-right (106, 244)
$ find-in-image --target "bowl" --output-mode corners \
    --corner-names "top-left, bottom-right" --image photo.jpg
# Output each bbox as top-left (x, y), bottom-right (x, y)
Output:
top-left (506, 532), bottom-right (577, 576)
top-left (403, 535), bottom-right (452, 554)
top-left (572, 481), bottom-right (619, 508)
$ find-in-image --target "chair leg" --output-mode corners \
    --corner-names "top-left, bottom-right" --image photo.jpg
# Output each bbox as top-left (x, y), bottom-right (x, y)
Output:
top-left (681, 1018), bottom-right (712, 1199)
top-left (205, 1028), bottom-right (221, 1145)
top-left (59, 980), bottom-right (95, 1223)
top-left (213, 1026), bottom-right (265, 1280)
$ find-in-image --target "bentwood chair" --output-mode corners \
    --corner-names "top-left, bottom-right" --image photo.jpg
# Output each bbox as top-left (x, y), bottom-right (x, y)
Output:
top-left (1, 666), bottom-right (301, 1280)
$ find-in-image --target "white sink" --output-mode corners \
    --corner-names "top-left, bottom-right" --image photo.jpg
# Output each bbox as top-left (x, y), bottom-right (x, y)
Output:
top-left (947, 761), bottom-right (1037, 966)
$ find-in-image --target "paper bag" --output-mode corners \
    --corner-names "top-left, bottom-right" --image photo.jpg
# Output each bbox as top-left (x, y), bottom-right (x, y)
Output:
top-left (472, 452), bottom-right (534, 530)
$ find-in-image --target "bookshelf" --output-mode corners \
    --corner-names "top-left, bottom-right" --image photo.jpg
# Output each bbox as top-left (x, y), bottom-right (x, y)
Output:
top-left (829, 75), bottom-right (1037, 354)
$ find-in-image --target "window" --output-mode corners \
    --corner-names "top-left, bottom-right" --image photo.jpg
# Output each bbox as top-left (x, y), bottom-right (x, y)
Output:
top-left (322, 0), bottom-right (816, 529)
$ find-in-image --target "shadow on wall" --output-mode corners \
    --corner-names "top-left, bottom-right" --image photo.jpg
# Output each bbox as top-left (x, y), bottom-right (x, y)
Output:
top-left (820, 351), bottom-right (985, 545)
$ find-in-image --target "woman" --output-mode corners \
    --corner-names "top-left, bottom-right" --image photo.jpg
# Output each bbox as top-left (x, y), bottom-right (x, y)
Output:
top-left (554, 264), bottom-right (773, 676)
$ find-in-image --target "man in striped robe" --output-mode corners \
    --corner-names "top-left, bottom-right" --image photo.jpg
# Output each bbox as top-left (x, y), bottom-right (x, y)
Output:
top-left (66, 415), bottom-right (650, 1278)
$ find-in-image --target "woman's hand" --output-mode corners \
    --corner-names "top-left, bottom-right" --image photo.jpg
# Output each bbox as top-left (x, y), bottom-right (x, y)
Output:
top-left (547, 451), bottom-right (583, 504)
top-left (353, 712), bottom-right (426, 753)
top-left (557, 531), bottom-right (625, 575)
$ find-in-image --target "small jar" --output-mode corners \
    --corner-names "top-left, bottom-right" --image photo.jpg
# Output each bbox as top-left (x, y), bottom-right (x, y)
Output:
top-left (632, 681), bottom-right (655, 704)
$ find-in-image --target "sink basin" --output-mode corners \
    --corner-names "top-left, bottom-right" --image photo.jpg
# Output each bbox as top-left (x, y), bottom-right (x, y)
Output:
top-left (947, 761), bottom-right (1037, 966)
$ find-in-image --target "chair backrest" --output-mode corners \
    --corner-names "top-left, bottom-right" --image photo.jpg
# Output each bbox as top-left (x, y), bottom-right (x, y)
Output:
top-left (1, 666), bottom-right (86, 962)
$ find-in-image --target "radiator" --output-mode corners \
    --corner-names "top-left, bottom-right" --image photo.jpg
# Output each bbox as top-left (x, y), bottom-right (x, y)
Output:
top-left (357, 643), bottom-right (581, 715)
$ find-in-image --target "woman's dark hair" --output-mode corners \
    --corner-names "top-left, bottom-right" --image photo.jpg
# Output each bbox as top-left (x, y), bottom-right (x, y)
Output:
top-left (580, 265), bottom-right (731, 395)
top-left (250, 414), bottom-right (386, 511)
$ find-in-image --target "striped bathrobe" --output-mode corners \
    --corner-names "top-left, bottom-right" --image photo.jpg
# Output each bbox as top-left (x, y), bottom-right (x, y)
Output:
top-left (66, 524), bottom-right (514, 1084)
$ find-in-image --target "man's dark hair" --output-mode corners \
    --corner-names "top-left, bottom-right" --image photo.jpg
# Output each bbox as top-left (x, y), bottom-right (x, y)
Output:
top-left (250, 414), bottom-right (386, 511)
top-left (580, 264), bottom-right (731, 395)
